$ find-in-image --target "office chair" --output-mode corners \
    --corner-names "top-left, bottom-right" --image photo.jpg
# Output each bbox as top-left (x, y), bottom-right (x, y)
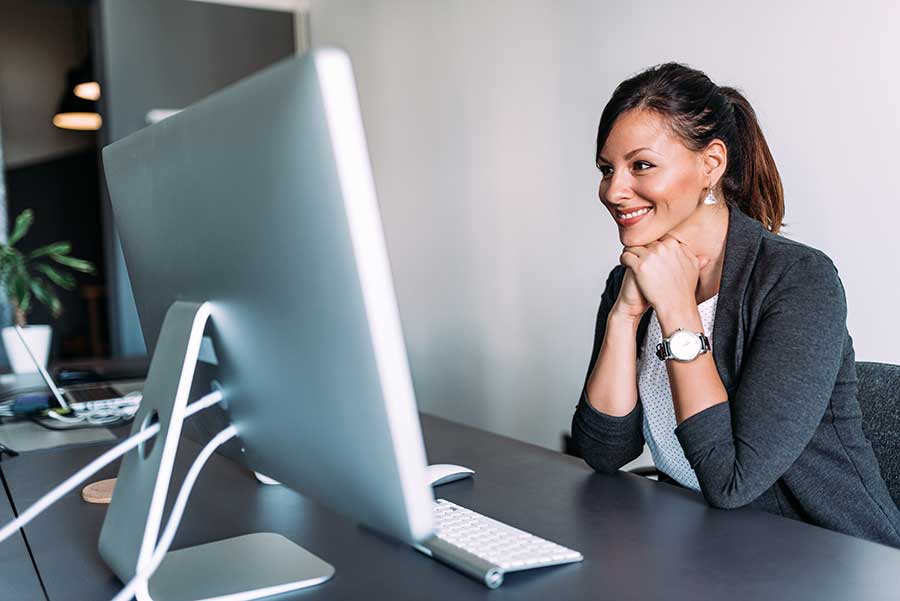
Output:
top-left (855, 361), bottom-right (900, 509)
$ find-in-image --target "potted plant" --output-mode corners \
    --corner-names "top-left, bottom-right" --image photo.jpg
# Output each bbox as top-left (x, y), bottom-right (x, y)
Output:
top-left (0, 209), bottom-right (96, 373)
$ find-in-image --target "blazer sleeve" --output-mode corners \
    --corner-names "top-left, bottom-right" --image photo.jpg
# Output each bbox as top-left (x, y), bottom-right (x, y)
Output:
top-left (675, 254), bottom-right (846, 508)
top-left (571, 265), bottom-right (645, 474)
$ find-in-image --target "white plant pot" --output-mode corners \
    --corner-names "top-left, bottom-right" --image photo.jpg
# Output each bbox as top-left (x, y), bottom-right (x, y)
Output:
top-left (2, 325), bottom-right (52, 374)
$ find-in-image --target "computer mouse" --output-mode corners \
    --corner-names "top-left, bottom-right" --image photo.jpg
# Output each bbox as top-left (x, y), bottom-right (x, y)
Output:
top-left (427, 463), bottom-right (475, 487)
top-left (254, 472), bottom-right (281, 485)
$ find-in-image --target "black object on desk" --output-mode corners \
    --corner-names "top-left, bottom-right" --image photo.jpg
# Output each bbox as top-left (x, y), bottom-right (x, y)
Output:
top-left (0, 443), bottom-right (19, 459)
top-left (4, 413), bottom-right (900, 601)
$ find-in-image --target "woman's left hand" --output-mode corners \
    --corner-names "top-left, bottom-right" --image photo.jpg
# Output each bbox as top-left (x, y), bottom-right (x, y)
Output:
top-left (619, 234), bottom-right (710, 315)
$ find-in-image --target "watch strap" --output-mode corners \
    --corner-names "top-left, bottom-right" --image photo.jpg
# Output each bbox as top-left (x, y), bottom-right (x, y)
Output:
top-left (656, 330), bottom-right (710, 361)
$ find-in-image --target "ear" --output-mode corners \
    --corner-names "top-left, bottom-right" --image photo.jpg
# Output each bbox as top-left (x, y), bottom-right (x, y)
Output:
top-left (702, 139), bottom-right (728, 188)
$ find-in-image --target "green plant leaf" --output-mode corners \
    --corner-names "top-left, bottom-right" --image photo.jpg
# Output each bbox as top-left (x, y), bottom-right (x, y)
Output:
top-left (0, 253), bottom-right (24, 287)
top-left (29, 278), bottom-right (62, 317)
top-left (8, 209), bottom-right (34, 246)
top-left (10, 274), bottom-right (27, 309)
top-left (36, 263), bottom-right (76, 290)
top-left (50, 254), bottom-right (96, 274)
top-left (19, 290), bottom-right (31, 315)
top-left (30, 242), bottom-right (71, 259)
top-left (0, 253), bottom-right (16, 277)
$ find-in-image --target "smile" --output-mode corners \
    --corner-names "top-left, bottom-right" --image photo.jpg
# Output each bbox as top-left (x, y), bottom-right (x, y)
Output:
top-left (616, 207), bottom-right (653, 227)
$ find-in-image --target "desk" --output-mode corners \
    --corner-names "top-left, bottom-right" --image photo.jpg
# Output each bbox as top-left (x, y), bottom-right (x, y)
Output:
top-left (0, 464), bottom-right (45, 600)
top-left (3, 414), bottom-right (900, 600)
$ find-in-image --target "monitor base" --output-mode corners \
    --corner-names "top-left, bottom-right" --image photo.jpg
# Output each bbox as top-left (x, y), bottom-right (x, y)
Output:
top-left (148, 532), bottom-right (334, 601)
top-left (99, 301), bottom-right (335, 600)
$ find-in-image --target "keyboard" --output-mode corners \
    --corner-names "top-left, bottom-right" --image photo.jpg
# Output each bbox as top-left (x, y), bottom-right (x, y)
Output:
top-left (414, 499), bottom-right (583, 588)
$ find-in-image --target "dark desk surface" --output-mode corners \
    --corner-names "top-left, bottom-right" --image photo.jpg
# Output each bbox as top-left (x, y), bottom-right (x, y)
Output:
top-left (3, 414), bottom-right (900, 600)
top-left (0, 465), bottom-right (45, 600)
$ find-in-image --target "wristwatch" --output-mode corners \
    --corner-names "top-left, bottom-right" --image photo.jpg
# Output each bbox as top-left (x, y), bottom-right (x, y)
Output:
top-left (656, 328), bottom-right (710, 362)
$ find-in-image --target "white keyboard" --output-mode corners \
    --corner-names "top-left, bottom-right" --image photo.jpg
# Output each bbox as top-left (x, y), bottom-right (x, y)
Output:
top-left (415, 499), bottom-right (583, 588)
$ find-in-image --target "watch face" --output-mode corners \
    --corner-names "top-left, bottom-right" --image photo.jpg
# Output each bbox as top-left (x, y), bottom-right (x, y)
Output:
top-left (670, 330), bottom-right (701, 360)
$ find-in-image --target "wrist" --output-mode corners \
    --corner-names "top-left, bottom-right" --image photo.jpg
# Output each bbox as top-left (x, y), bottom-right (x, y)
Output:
top-left (607, 305), bottom-right (643, 330)
top-left (656, 304), bottom-right (703, 338)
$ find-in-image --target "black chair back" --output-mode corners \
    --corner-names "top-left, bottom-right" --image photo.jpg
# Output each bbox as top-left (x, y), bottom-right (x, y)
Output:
top-left (856, 361), bottom-right (900, 509)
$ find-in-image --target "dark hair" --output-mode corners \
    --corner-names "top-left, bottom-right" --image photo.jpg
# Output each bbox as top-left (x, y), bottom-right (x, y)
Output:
top-left (595, 62), bottom-right (787, 234)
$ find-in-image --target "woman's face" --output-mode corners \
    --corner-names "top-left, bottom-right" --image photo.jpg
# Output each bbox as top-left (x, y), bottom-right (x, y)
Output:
top-left (597, 109), bottom-right (710, 246)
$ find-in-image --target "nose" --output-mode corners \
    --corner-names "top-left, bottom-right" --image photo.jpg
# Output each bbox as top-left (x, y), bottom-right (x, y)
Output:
top-left (601, 169), bottom-right (634, 206)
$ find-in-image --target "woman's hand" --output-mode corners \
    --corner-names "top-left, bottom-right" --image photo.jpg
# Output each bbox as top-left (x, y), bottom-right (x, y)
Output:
top-left (619, 234), bottom-right (710, 316)
top-left (611, 267), bottom-right (651, 322)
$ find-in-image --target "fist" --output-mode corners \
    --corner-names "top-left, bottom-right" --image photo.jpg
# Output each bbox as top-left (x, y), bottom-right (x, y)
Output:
top-left (612, 267), bottom-right (651, 321)
top-left (619, 234), bottom-right (710, 313)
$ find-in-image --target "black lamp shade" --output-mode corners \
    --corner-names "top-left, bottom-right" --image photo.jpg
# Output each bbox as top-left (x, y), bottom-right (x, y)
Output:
top-left (71, 57), bottom-right (100, 100)
top-left (53, 68), bottom-right (101, 131)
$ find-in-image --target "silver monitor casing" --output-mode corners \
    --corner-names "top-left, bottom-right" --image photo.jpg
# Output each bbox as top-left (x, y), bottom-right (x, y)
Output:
top-left (99, 47), bottom-right (435, 597)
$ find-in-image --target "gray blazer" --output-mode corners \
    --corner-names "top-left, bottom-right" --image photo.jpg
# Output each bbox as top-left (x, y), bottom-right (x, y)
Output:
top-left (571, 202), bottom-right (900, 549)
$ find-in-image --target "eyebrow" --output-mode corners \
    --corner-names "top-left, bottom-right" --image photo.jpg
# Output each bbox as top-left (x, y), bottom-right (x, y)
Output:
top-left (597, 147), bottom-right (657, 164)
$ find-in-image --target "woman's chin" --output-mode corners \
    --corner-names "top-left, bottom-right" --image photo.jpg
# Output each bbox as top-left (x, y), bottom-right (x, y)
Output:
top-left (619, 232), bottom-right (653, 246)
top-left (619, 223), bottom-right (669, 246)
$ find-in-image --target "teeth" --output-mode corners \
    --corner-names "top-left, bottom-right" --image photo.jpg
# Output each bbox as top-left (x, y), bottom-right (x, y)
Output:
top-left (619, 207), bottom-right (652, 220)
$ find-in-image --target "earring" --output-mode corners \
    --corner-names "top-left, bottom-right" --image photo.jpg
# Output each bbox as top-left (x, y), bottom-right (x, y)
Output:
top-left (703, 185), bottom-right (718, 205)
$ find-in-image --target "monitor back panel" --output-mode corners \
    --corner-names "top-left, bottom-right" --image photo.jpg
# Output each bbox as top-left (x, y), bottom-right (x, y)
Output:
top-left (102, 50), bottom-right (433, 543)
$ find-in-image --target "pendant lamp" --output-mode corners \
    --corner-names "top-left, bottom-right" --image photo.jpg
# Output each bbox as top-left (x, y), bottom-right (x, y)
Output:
top-left (53, 60), bottom-right (101, 131)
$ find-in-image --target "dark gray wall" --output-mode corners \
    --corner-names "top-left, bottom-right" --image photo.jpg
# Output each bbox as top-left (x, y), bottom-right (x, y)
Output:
top-left (0, 113), bottom-right (9, 366)
top-left (4, 149), bottom-right (106, 358)
top-left (0, 0), bottom-right (95, 169)
top-left (97, 0), bottom-right (294, 356)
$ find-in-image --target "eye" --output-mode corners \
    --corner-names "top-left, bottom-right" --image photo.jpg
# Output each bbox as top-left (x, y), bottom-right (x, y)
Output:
top-left (597, 160), bottom-right (654, 178)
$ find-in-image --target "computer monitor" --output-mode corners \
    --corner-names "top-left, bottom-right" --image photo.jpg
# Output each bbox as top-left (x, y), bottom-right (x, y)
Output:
top-left (99, 47), bottom-right (435, 599)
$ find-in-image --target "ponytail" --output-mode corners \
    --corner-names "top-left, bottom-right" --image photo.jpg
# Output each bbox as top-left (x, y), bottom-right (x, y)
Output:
top-left (719, 87), bottom-right (786, 235)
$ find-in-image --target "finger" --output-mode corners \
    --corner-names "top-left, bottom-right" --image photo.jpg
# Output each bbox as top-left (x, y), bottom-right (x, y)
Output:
top-left (679, 246), bottom-right (699, 270)
top-left (660, 236), bottom-right (681, 252)
top-left (620, 250), bottom-right (639, 269)
top-left (646, 239), bottom-right (674, 253)
top-left (622, 245), bottom-right (648, 258)
top-left (677, 242), bottom-right (696, 259)
top-left (661, 235), bottom-right (696, 260)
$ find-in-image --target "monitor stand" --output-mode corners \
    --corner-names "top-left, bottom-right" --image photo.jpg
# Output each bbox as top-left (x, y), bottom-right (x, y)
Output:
top-left (98, 301), bottom-right (334, 600)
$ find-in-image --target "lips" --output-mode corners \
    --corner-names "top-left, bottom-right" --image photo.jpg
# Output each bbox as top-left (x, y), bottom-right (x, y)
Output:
top-left (616, 206), bottom-right (653, 227)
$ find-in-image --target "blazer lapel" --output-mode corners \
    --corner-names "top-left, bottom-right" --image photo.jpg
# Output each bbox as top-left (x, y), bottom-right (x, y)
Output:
top-left (712, 203), bottom-right (765, 391)
top-left (635, 203), bottom-right (765, 393)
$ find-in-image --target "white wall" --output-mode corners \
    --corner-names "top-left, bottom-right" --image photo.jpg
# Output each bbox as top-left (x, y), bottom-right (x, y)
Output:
top-left (309, 0), bottom-right (900, 453)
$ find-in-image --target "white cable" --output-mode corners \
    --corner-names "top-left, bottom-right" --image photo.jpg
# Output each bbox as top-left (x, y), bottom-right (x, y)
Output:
top-left (182, 390), bottom-right (224, 415)
top-left (111, 424), bottom-right (239, 601)
top-left (0, 390), bottom-right (224, 545)
top-left (45, 411), bottom-right (90, 424)
top-left (0, 419), bottom-right (158, 544)
top-left (14, 324), bottom-right (69, 411)
top-left (43, 396), bottom-right (142, 426)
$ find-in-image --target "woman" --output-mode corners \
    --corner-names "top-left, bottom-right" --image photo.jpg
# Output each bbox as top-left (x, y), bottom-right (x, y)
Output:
top-left (570, 62), bottom-right (900, 549)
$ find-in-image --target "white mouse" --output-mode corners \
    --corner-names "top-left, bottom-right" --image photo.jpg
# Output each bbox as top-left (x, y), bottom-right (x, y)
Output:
top-left (253, 472), bottom-right (281, 485)
top-left (427, 463), bottom-right (475, 487)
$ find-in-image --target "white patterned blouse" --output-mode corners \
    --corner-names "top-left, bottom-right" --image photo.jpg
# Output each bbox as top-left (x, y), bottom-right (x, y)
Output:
top-left (637, 293), bottom-right (719, 490)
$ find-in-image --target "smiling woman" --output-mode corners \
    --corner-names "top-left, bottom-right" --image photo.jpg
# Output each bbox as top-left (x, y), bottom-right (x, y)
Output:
top-left (570, 62), bottom-right (900, 550)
